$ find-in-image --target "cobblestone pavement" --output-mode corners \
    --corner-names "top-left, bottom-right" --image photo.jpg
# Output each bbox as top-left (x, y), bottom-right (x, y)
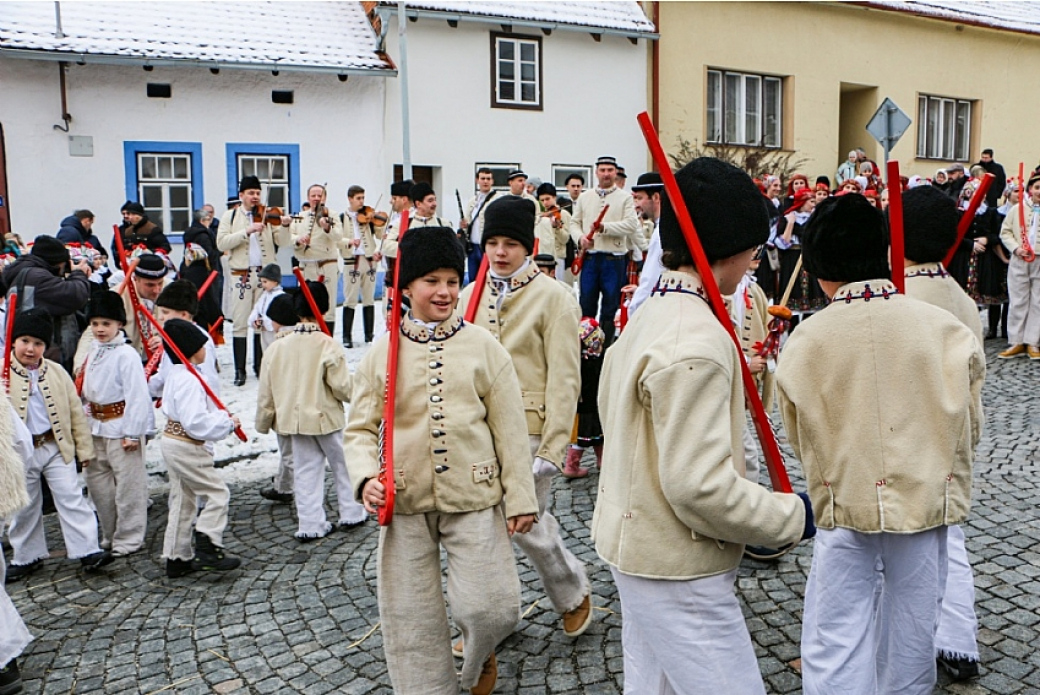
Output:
top-left (7, 340), bottom-right (1039, 694)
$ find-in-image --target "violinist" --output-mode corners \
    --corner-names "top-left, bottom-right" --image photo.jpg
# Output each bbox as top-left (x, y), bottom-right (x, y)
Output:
top-left (291, 184), bottom-right (343, 337)
top-left (216, 175), bottom-right (291, 386)
top-left (535, 183), bottom-right (571, 278)
top-left (339, 185), bottom-right (382, 347)
top-left (460, 167), bottom-right (499, 283)
top-left (377, 179), bottom-right (414, 297)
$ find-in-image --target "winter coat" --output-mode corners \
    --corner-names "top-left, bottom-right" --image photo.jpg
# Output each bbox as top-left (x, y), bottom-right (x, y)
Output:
top-left (56, 215), bottom-right (105, 255)
top-left (112, 217), bottom-right (172, 258)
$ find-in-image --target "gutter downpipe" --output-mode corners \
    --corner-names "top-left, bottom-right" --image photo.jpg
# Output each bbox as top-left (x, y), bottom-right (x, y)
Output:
top-left (398, 2), bottom-right (412, 180)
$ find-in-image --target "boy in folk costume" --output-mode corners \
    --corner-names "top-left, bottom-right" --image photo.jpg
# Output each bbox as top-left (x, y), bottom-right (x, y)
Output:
top-left (899, 186), bottom-right (985, 681)
top-left (458, 197), bottom-right (591, 640)
top-left (345, 226), bottom-right (538, 695)
top-left (148, 280), bottom-right (220, 397)
top-left (247, 264), bottom-right (285, 353)
top-left (998, 171), bottom-right (1040, 359)
top-left (158, 320), bottom-right (241, 578)
top-left (291, 184), bottom-right (342, 337)
top-left (257, 294), bottom-right (299, 505)
top-left (591, 158), bottom-right (813, 693)
top-left (340, 185), bottom-right (382, 348)
top-left (6, 309), bottom-right (113, 582)
top-left (81, 291), bottom-right (155, 558)
top-left (376, 179), bottom-right (414, 294)
top-left (776, 194), bottom-right (985, 694)
top-left (256, 281), bottom-right (367, 540)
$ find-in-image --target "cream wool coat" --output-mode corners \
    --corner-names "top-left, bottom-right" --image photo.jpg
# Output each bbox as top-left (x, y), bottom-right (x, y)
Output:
top-left (344, 312), bottom-right (538, 519)
top-left (727, 276), bottom-right (775, 410)
top-left (255, 325), bottom-right (352, 436)
top-left (534, 209), bottom-right (571, 260)
top-left (9, 359), bottom-right (95, 465)
top-left (216, 208), bottom-right (290, 271)
top-left (458, 262), bottom-right (581, 466)
top-left (999, 201), bottom-right (1038, 255)
top-left (291, 208), bottom-right (343, 261)
top-left (776, 280), bottom-right (985, 534)
top-left (340, 211), bottom-right (382, 258)
top-left (905, 263), bottom-right (984, 342)
top-left (568, 188), bottom-right (640, 254)
top-left (592, 271), bottom-right (806, 580)
top-left (0, 397), bottom-right (30, 518)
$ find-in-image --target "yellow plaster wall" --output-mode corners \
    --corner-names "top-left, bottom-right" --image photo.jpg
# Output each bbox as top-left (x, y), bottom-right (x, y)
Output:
top-left (657, 1), bottom-right (1040, 180)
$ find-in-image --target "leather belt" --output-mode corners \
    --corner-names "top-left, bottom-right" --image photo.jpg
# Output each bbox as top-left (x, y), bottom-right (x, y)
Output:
top-left (230, 266), bottom-right (263, 276)
top-left (89, 401), bottom-right (126, 421)
top-left (300, 258), bottom-right (338, 267)
top-left (164, 420), bottom-right (203, 445)
top-left (32, 430), bottom-right (55, 448)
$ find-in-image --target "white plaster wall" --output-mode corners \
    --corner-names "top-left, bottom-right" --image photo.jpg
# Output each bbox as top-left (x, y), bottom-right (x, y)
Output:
top-left (382, 15), bottom-right (650, 217)
top-left (0, 58), bottom-right (389, 254)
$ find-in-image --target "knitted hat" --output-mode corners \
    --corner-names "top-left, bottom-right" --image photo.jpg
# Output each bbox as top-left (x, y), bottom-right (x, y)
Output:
top-left (506, 169), bottom-right (527, 181)
top-left (134, 253), bottom-right (168, 278)
top-left (86, 290), bottom-right (127, 325)
top-left (409, 182), bottom-right (434, 203)
top-left (259, 264), bottom-right (282, 282)
top-left (156, 280), bottom-right (199, 316)
top-left (12, 308), bottom-right (53, 348)
top-left (528, 177), bottom-right (543, 189)
top-left (390, 179), bottom-right (414, 197)
top-left (266, 293), bottom-right (298, 327)
top-left (397, 226), bottom-right (465, 288)
top-left (534, 253), bottom-right (557, 268)
top-left (120, 200), bottom-right (135, 213)
top-left (631, 172), bottom-right (664, 193)
top-left (899, 185), bottom-right (958, 263)
top-left (482, 196), bottom-right (536, 254)
top-left (163, 318), bottom-right (207, 364)
top-left (123, 202), bottom-right (146, 216)
top-left (536, 182), bottom-right (557, 198)
top-left (293, 280), bottom-right (330, 319)
top-left (31, 235), bottom-right (71, 266)
top-left (239, 175), bottom-right (261, 193)
top-left (659, 158), bottom-right (769, 264)
top-left (579, 317), bottom-right (604, 359)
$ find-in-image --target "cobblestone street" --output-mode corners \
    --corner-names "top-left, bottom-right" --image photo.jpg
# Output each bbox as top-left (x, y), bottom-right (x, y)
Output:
top-left (7, 340), bottom-right (1040, 694)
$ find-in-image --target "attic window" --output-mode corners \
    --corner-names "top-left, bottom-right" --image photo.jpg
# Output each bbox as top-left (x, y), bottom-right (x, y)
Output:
top-left (272, 90), bottom-right (294, 104)
top-left (146, 83), bottom-right (172, 98)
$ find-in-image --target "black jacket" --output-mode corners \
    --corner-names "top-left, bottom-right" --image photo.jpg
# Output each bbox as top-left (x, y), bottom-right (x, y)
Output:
top-left (1, 254), bottom-right (90, 317)
top-left (977, 160), bottom-right (1007, 208)
top-left (181, 221), bottom-right (222, 272)
top-left (111, 217), bottom-right (172, 258)
top-left (56, 215), bottom-right (105, 256)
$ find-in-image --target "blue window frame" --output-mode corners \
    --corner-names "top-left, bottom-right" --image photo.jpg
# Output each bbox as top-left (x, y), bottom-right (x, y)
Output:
top-left (123, 141), bottom-right (204, 240)
top-left (225, 143), bottom-right (301, 214)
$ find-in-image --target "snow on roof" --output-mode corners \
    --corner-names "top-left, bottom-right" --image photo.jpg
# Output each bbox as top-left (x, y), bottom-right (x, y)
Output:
top-left (857, 1), bottom-right (1040, 38)
top-left (0, 2), bottom-right (395, 74)
top-left (384, 1), bottom-right (656, 37)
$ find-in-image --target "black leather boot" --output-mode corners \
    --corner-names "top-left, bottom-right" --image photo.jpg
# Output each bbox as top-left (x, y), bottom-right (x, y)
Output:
top-left (191, 532), bottom-right (241, 572)
top-left (362, 306), bottom-right (375, 343)
top-left (252, 334), bottom-right (263, 376)
top-left (233, 337), bottom-right (247, 386)
top-left (342, 307), bottom-right (355, 348)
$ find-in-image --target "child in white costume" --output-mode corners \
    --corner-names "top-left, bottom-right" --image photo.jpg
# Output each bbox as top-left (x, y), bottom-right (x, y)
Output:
top-left (998, 171), bottom-right (1040, 359)
top-left (81, 291), bottom-right (155, 557)
top-left (6, 309), bottom-right (113, 582)
top-left (257, 293), bottom-right (298, 504)
top-left (148, 280), bottom-right (219, 397)
top-left (247, 264), bottom-right (285, 352)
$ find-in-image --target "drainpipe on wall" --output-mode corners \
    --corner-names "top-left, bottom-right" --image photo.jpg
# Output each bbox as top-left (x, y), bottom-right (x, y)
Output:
top-left (651, 0), bottom-right (660, 137)
top-left (398, 1), bottom-right (412, 181)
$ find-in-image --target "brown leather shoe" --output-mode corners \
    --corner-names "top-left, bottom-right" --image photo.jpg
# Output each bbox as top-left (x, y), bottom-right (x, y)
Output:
top-left (470, 653), bottom-right (497, 695)
top-left (999, 344), bottom-right (1028, 359)
top-left (1029, 345), bottom-right (1040, 360)
top-left (562, 594), bottom-right (593, 637)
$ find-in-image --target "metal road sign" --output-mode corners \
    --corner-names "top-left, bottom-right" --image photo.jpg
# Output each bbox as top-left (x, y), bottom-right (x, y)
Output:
top-left (866, 98), bottom-right (912, 163)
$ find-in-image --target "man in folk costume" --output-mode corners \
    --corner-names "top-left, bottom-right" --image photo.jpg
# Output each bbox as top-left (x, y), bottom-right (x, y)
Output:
top-left (592, 158), bottom-right (813, 693)
top-left (898, 186), bottom-right (985, 681)
top-left (458, 196), bottom-right (591, 640)
top-left (505, 170), bottom-right (538, 206)
top-left (568, 155), bottom-right (640, 346)
top-left (534, 182), bottom-right (571, 277)
top-left (340, 185), bottom-right (382, 348)
top-left (255, 281), bottom-right (367, 541)
top-left (217, 175), bottom-right (291, 387)
top-left (776, 194), bottom-right (985, 694)
top-left (628, 172), bottom-right (665, 315)
top-left (998, 170), bottom-right (1040, 360)
top-left (459, 167), bottom-right (499, 283)
top-left (376, 179), bottom-right (414, 293)
top-left (408, 182), bottom-right (451, 230)
top-left (291, 183), bottom-right (342, 337)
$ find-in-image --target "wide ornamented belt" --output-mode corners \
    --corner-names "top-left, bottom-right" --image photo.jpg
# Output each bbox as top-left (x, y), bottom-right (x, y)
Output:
top-left (164, 420), bottom-right (203, 445)
top-left (230, 266), bottom-right (263, 277)
top-left (32, 430), bottom-right (55, 448)
top-left (89, 401), bottom-right (126, 421)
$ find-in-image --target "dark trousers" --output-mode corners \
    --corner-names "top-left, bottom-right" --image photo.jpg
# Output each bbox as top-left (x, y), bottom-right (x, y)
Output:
top-left (466, 243), bottom-right (484, 286)
top-left (579, 253), bottom-right (626, 344)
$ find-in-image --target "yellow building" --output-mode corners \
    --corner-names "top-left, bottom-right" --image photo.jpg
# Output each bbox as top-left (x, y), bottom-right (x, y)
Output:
top-left (651, 1), bottom-right (1040, 182)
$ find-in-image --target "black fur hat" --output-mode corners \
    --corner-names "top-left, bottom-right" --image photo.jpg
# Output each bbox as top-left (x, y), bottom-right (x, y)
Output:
top-left (802, 194), bottom-right (890, 283)
top-left (409, 182), bottom-right (435, 203)
top-left (899, 186), bottom-right (958, 264)
top-left (239, 176), bottom-right (261, 193)
top-left (397, 226), bottom-right (465, 288)
top-left (163, 318), bottom-right (207, 364)
top-left (293, 281), bottom-right (329, 319)
top-left (86, 290), bottom-right (127, 325)
top-left (266, 293), bottom-right (298, 327)
top-left (482, 196), bottom-right (536, 254)
top-left (156, 280), bottom-right (199, 316)
top-left (12, 308), bottom-right (53, 348)
top-left (659, 158), bottom-right (769, 265)
top-left (390, 179), bottom-right (414, 198)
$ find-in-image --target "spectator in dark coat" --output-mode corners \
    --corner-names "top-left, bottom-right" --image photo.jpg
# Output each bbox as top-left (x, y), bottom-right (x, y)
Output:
top-left (977, 149), bottom-right (1008, 208)
top-left (180, 208), bottom-right (224, 334)
top-left (110, 202), bottom-right (172, 258)
top-left (56, 210), bottom-right (106, 258)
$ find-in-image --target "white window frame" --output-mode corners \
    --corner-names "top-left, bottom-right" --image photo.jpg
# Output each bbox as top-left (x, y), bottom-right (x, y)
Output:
top-left (137, 152), bottom-right (193, 234)
top-left (475, 162), bottom-right (522, 192)
top-left (492, 33), bottom-right (541, 110)
top-left (706, 69), bottom-right (783, 149)
top-left (916, 95), bottom-right (972, 161)
top-left (551, 164), bottom-right (592, 192)
top-left (237, 154), bottom-right (290, 211)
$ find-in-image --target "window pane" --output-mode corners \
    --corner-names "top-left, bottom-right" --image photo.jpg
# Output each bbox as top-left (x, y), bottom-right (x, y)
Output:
top-left (140, 156), bottom-right (156, 179)
top-left (942, 100), bottom-right (955, 160)
top-left (706, 71), bottom-right (721, 143)
top-left (763, 77), bottom-right (780, 148)
top-left (520, 62), bottom-right (535, 81)
top-left (500, 81), bottom-right (515, 101)
top-left (521, 83), bottom-right (535, 102)
top-left (927, 98), bottom-right (940, 158)
top-left (744, 75), bottom-right (760, 146)
top-left (724, 73), bottom-right (740, 144)
top-left (157, 157), bottom-right (172, 179)
top-left (520, 42), bottom-right (535, 61)
top-left (917, 96), bottom-right (928, 157)
top-left (145, 208), bottom-right (163, 224)
top-left (272, 158), bottom-right (285, 180)
top-left (269, 186), bottom-right (287, 208)
top-left (170, 185), bottom-right (190, 208)
top-left (955, 101), bottom-right (971, 161)
top-left (171, 209), bottom-right (189, 232)
top-left (258, 159), bottom-right (270, 181)
top-left (499, 60), bottom-right (514, 81)
top-left (173, 157), bottom-right (188, 179)
top-left (141, 185), bottom-right (163, 208)
top-left (499, 40), bottom-right (514, 60)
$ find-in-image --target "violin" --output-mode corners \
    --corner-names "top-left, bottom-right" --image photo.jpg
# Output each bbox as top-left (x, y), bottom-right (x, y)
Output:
top-left (540, 205), bottom-right (563, 227)
top-left (357, 206), bottom-right (389, 226)
top-left (251, 205), bottom-right (286, 226)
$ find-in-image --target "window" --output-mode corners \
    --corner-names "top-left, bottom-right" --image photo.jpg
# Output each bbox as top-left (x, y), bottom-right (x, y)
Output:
top-left (916, 95), bottom-right (971, 161)
top-left (138, 153), bottom-right (192, 233)
top-left (707, 69), bottom-right (783, 148)
top-left (551, 164), bottom-right (592, 191)
top-left (491, 33), bottom-right (541, 110)
top-left (225, 144), bottom-right (300, 215)
top-left (474, 162), bottom-right (521, 191)
top-left (237, 154), bottom-right (290, 210)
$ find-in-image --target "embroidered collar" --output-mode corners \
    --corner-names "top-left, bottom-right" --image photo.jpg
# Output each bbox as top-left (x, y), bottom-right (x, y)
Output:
top-left (831, 280), bottom-right (899, 304)
top-left (293, 323), bottom-right (325, 334)
top-left (489, 260), bottom-right (539, 294)
top-left (10, 360), bottom-right (45, 379)
top-left (596, 186), bottom-right (617, 198)
top-left (400, 311), bottom-right (464, 343)
top-left (650, 271), bottom-right (709, 304)
top-left (905, 263), bottom-right (949, 279)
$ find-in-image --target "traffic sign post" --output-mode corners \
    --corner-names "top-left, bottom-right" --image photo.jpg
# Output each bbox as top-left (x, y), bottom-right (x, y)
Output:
top-left (866, 97), bottom-right (912, 167)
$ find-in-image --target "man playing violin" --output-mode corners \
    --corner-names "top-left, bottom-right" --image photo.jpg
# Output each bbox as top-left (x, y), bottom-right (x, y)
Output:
top-left (339, 185), bottom-right (382, 347)
top-left (217, 175), bottom-right (291, 386)
top-left (535, 182), bottom-right (571, 279)
top-left (291, 184), bottom-right (343, 339)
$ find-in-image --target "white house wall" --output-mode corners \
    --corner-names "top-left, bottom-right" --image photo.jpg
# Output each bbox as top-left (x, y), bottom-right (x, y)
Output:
top-left (381, 15), bottom-right (649, 212)
top-left (0, 58), bottom-right (389, 257)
